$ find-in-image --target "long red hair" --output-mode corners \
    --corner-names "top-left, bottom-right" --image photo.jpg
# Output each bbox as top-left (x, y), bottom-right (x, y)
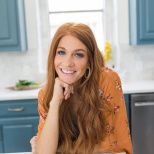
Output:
top-left (43, 23), bottom-right (106, 154)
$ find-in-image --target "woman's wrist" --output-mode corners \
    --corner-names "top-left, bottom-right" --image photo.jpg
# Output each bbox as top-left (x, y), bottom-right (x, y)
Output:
top-left (49, 98), bottom-right (62, 109)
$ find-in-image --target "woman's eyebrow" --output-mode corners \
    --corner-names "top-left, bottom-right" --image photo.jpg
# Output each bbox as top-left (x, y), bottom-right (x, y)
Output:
top-left (74, 49), bottom-right (87, 52)
top-left (57, 46), bottom-right (87, 53)
top-left (57, 46), bottom-right (66, 50)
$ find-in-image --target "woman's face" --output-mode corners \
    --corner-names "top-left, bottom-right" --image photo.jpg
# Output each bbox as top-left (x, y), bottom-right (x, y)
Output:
top-left (54, 35), bottom-right (89, 85)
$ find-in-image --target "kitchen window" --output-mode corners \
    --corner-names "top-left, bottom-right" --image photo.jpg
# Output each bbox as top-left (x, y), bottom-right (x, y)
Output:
top-left (48, 0), bottom-right (106, 51)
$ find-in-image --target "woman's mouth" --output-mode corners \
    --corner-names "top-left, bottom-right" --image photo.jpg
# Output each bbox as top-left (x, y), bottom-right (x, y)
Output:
top-left (60, 68), bottom-right (76, 75)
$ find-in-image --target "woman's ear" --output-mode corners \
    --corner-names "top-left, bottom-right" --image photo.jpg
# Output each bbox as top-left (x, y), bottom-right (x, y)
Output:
top-left (84, 67), bottom-right (91, 79)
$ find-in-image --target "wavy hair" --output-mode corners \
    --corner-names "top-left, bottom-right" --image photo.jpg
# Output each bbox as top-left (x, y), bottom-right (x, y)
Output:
top-left (43, 23), bottom-right (106, 154)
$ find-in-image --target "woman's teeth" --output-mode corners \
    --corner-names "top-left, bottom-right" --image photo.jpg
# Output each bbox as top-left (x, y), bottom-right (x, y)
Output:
top-left (61, 69), bottom-right (75, 74)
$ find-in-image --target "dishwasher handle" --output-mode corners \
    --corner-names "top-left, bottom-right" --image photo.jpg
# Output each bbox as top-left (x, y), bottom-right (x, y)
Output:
top-left (135, 102), bottom-right (154, 107)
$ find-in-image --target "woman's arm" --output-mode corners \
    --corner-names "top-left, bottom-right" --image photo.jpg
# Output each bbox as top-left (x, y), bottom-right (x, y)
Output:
top-left (36, 101), bottom-right (60, 154)
top-left (36, 78), bottom-right (73, 154)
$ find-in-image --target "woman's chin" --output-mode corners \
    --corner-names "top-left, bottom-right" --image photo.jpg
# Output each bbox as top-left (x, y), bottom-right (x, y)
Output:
top-left (59, 78), bottom-right (76, 85)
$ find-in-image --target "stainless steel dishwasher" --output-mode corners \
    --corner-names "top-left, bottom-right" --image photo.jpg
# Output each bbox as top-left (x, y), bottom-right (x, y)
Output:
top-left (131, 93), bottom-right (154, 154)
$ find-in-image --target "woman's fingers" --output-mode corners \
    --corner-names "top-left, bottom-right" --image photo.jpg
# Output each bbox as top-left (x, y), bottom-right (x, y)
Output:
top-left (62, 83), bottom-right (74, 100)
top-left (54, 77), bottom-right (74, 101)
top-left (30, 136), bottom-right (37, 144)
top-left (65, 91), bottom-right (71, 100)
top-left (70, 86), bottom-right (74, 94)
top-left (30, 136), bottom-right (38, 154)
top-left (63, 84), bottom-right (69, 96)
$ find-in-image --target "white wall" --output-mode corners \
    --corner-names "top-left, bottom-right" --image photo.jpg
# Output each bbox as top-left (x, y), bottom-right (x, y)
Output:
top-left (0, 0), bottom-right (50, 87)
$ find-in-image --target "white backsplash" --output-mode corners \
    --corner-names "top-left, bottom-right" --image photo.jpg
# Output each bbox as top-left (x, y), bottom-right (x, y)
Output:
top-left (118, 44), bottom-right (154, 82)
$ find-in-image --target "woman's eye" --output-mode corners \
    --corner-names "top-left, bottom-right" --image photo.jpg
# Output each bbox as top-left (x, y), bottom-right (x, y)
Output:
top-left (75, 53), bottom-right (84, 58)
top-left (57, 50), bottom-right (65, 55)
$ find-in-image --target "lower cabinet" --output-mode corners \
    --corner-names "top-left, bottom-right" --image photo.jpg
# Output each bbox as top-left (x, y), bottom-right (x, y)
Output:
top-left (0, 99), bottom-right (38, 153)
top-left (1, 117), bottom-right (38, 153)
top-left (124, 94), bottom-right (130, 125)
top-left (0, 132), bottom-right (3, 153)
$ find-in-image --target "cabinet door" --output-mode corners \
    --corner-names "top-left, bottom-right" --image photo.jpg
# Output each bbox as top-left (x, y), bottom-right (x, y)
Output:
top-left (129, 0), bottom-right (154, 44)
top-left (0, 0), bottom-right (27, 51)
top-left (0, 116), bottom-right (38, 153)
top-left (124, 94), bottom-right (131, 130)
top-left (124, 94), bottom-right (130, 122)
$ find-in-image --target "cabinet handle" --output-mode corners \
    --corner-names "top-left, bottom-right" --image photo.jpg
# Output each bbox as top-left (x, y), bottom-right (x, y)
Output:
top-left (8, 107), bottom-right (24, 112)
top-left (135, 102), bottom-right (154, 107)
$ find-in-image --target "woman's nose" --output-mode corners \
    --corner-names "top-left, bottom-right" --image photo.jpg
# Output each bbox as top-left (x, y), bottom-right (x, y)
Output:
top-left (63, 55), bottom-right (75, 67)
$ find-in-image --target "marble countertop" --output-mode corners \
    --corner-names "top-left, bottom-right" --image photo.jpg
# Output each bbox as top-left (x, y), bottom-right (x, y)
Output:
top-left (0, 80), bottom-right (154, 101)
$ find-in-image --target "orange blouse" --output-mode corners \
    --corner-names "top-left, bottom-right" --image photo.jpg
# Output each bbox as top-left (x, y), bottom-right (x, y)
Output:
top-left (37, 67), bottom-right (133, 154)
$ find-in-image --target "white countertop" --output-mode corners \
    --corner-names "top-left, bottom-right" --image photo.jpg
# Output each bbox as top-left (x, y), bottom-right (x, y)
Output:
top-left (0, 80), bottom-right (154, 101)
top-left (0, 88), bottom-right (40, 101)
top-left (122, 80), bottom-right (154, 94)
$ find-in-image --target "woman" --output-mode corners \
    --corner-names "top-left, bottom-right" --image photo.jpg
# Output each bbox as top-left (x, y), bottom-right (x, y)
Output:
top-left (30, 23), bottom-right (133, 154)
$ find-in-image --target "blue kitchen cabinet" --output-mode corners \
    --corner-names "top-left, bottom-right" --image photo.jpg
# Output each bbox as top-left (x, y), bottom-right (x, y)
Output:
top-left (0, 0), bottom-right (27, 51)
top-left (124, 94), bottom-right (130, 123)
top-left (0, 129), bottom-right (2, 153)
top-left (129, 0), bottom-right (154, 45)
top-left (124, 94), bottom-right (131, 131)
top-left (2, 117), bottom-right (38, 153)
top-left (0, 99), bottom-right (38, 153)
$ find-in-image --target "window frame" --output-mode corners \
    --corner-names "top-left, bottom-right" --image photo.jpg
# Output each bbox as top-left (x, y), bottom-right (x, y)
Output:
top-left (48, 0), bottom-right (106, 51)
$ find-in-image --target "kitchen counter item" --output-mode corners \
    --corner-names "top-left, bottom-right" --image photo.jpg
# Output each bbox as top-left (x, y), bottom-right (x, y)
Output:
top-left (6, 80), bottom-right (41, 91)
top-left (7, 85), bottom-right (40, 91)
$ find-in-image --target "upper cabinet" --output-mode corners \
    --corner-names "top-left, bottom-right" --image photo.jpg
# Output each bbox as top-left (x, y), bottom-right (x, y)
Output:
top-left (0, 0), bottom-right (27, 52)
top-left (129, 0), bottom-right (154, 45)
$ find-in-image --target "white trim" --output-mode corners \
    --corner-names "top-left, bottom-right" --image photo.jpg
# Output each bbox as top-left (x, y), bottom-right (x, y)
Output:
top-left (35, 0), bottom-right (44, 73)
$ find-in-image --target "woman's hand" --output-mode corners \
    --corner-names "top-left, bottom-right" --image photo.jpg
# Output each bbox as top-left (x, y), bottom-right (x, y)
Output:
top-left (51, 77), bottom-right (74, 106)
top-left (30, 136), bottom-right (38, 154)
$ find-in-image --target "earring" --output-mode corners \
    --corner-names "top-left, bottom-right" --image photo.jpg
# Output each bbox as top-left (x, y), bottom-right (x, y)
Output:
top-left (84, 67), bottom-right (91, 79)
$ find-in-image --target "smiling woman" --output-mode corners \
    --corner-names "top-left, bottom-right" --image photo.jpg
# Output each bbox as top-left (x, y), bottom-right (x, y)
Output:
top-left (30, 23), bottom-right (133, 154)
